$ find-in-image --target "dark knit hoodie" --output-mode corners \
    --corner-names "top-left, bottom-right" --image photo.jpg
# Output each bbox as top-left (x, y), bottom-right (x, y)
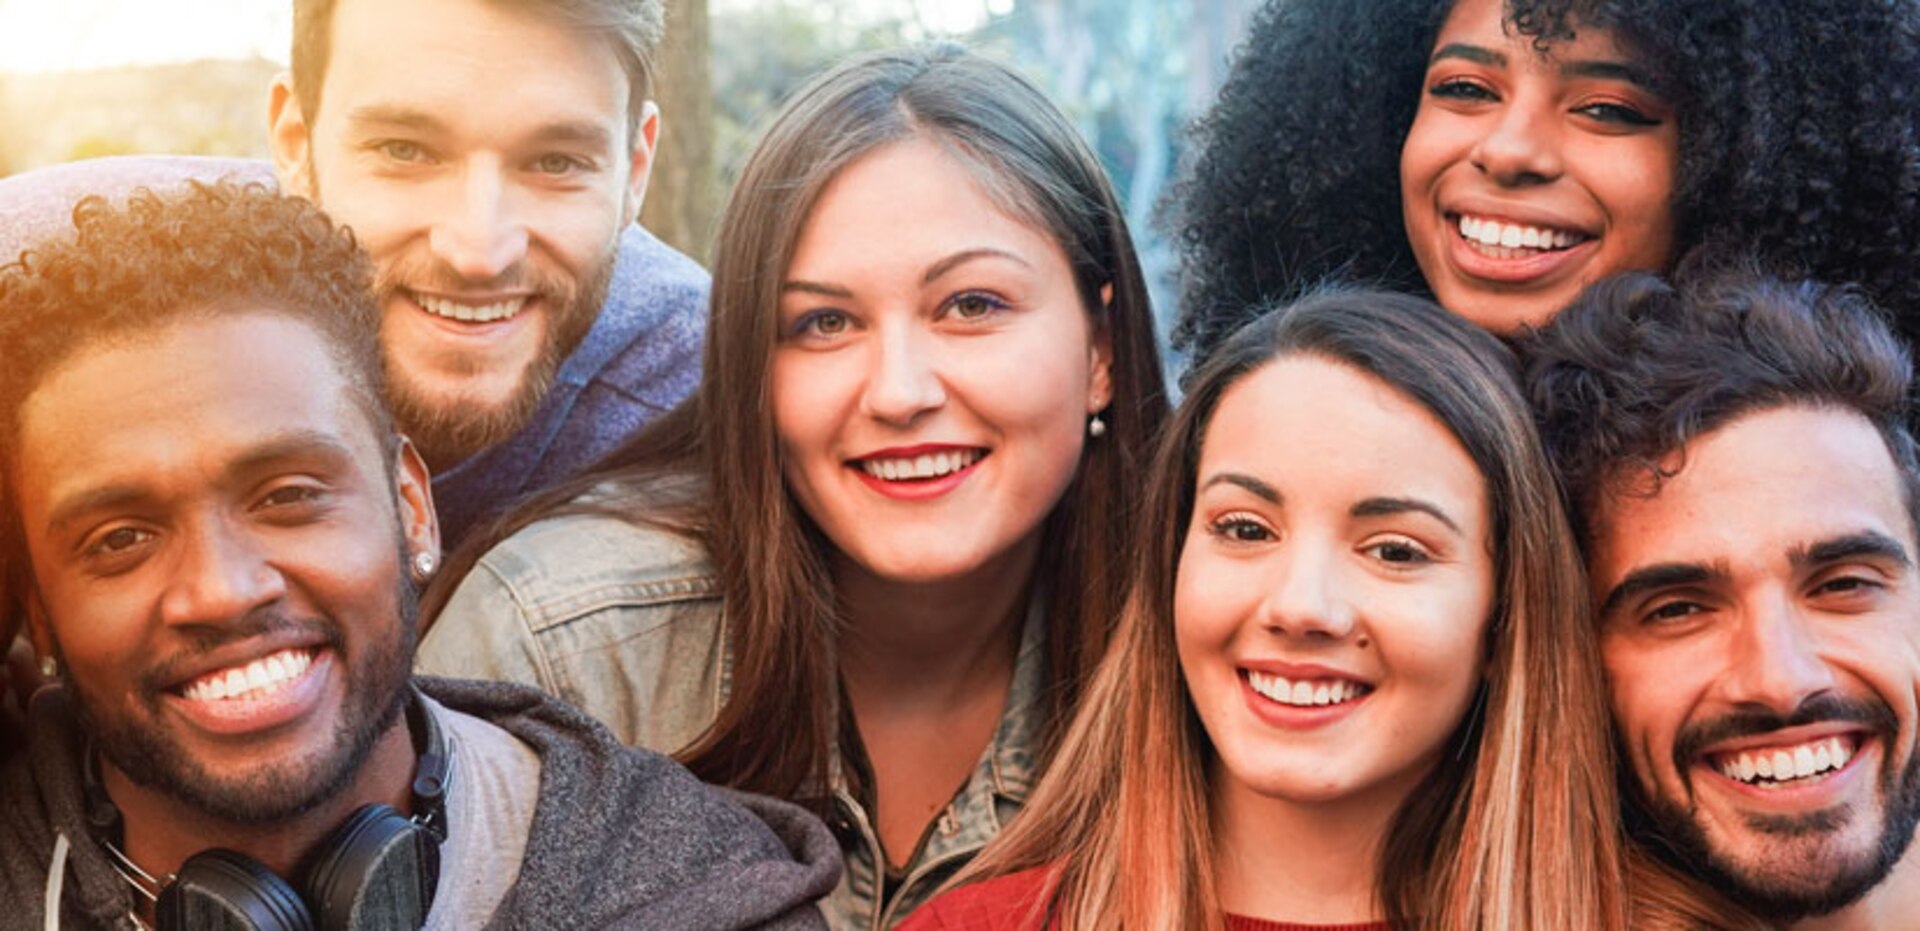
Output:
top-left (0, 677), bottom-right (840, 929)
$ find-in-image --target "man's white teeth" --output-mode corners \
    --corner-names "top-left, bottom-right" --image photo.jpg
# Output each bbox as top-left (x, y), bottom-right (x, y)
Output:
top-left (1247, 670), bottom-right (1370, 707)
top-left (861, 449), bottom-right (983, 481)
top-left (180, 649), bottom-right (314, 703)
top-left (1717, 736), bottom-right (1857, 786)
top-left (415, 294), bottom-right (525, 323)
top-left (1457, 215), bottom-right (1583, 251)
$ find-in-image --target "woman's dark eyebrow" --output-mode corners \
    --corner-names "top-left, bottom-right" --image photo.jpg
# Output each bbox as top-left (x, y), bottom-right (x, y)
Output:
top-left (1199, 472), bottom-right (1281, 504)
top-left (1350, 496), bottom-right (1462, 534)
top-left (1430, 43), bottom-right (1505, 67)
top-left (923, 248), bottom-right (1030, 285)
top-left (1561, 59), bottom-right (1654, 88)
top-left (780, 280), bottom-right (854, 298)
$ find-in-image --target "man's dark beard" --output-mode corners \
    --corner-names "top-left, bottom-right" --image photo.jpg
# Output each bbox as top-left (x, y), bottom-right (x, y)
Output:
top-left (1628, 693), bottom-right (1920, 921)
top-left (378, 247), bottom-right (614, 471)
top-left (61, 546), bottom-right (420, 825)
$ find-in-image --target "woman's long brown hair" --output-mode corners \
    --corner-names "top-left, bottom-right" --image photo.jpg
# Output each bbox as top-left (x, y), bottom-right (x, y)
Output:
top-left (953, 289), bottom-right (1629, 929)
top-left (424, 44), bottom-right (1169, 806)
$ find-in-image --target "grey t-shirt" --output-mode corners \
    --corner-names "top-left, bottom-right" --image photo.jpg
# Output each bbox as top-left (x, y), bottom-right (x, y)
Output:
top-left (420, 695), bottom-right (542, 930)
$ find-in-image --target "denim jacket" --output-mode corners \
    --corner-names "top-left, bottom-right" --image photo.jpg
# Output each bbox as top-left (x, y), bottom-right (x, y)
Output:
top-left (415, 511), bottom-right (1044, 930)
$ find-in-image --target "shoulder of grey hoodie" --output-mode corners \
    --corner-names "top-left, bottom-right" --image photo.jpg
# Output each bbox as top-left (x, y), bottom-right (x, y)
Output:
top-left (0, 680), bottom-right (838, 930)
top-left (418, 676), bottom-right (840, 930)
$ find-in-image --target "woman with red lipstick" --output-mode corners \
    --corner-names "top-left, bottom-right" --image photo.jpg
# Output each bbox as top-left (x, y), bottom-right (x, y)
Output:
top-left (903, 290), bottom-right (1758, 930)
top-left (414, 45), bottom-right (1170, 928)
top-left (1173, 0), bottom-right (1920, 357)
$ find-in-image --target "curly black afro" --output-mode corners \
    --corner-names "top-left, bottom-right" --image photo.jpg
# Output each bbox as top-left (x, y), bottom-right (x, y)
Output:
top-left (1172, 0), bottom-right (1920, 369)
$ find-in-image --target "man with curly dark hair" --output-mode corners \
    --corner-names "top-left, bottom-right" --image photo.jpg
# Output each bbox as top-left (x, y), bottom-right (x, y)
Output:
top-left (1174, 0), bottom-right (1920, 367)
top-left (1521, 270), bottom-right (1920, 925)
top-left (0, 183), bottom-right (839, 928)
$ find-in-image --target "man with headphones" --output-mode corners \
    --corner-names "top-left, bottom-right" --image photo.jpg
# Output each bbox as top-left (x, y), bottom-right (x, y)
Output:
top-left (0, 183), bottom-right (839, 930)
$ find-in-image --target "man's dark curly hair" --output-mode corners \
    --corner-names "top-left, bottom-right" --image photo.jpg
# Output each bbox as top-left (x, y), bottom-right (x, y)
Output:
top-left (0, 181), bottom-right (392, 468)
top-left (1173, 0), bottom-right (1920, 367)
top-left (1519, 268), bottom-right (1920, 545)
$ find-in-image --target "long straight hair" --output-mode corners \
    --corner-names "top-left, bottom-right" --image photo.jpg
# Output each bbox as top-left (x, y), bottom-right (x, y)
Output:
top-left (425, 45), bottom-right (1169, 804)
top-left (955, 289), bottom-right (1625, 929)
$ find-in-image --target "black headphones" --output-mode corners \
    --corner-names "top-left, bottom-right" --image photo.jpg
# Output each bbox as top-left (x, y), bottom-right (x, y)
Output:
top-left (85, 687), bottom-right (453, 931)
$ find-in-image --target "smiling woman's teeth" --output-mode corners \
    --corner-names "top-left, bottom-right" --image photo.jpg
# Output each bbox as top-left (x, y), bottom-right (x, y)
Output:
top-left (1247, 670), bottom-right (1371, 707)
top-left (1457, 215), bottom-right (1583, 252)
top-left (861, 450), bottom-right (983, 481)
top-left (180, 649), bottom-right (315, 703)
top-left (415, 294), bottom-right (526, 323)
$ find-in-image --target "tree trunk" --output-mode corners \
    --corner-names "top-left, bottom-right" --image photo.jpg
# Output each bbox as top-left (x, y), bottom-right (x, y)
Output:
top-left (640, 0), bottom-right (717, 264)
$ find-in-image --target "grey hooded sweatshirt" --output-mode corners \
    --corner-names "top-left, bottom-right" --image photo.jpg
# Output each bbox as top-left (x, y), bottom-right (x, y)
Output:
top-left (0, 678), bottom-right (840, 929)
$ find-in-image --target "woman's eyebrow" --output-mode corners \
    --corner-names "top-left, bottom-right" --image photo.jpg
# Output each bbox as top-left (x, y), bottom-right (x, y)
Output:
top-left (1199, 471), bottom-right (1281, 504)
top-left (1350, 496), bottom-right (1462, 534)
top-left (1430, 42), bottom-right (1504, 67)
top-left (1561, 58), bottom-right (1654, 88)
top-left (923, 247), bottom-right (1030, 285)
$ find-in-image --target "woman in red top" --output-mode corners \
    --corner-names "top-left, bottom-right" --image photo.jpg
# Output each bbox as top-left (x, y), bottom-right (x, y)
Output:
top-left (904, 290), bottom-right (1755, 930)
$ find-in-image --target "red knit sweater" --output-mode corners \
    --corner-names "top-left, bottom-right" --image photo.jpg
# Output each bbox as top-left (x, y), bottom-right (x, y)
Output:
top-left (900, 865), bottom-right (1390, 931)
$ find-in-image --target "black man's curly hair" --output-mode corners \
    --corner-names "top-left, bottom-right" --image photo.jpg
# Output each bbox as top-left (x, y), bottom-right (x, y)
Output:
top-left (0, 181), bottom-right (391, 461)
top-left (1172, 0), bottom-right (1920, 370)
top-left (1518, 268), bottom-right (1920, 545)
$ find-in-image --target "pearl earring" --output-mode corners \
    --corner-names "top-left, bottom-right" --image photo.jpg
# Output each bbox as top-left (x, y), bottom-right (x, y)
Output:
top-left (1088, 414), bottom-right (1107, 438)
top-left (412, 551), bottom-right (438, 580)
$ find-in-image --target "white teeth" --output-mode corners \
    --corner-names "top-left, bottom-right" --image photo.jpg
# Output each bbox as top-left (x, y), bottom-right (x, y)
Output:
top-left (414, 294), bottom-right (527, 323)
top-left (1456, 214), bottom-right (1584, 252)
top-left (1718, 736), bottom-right (1858, 786)
top-left (180, 649), bottom-right (315, 703)
top-left (1246, 671), bottom-right (1371, 707)
top-left (860, 449), bottom-right (983, 481)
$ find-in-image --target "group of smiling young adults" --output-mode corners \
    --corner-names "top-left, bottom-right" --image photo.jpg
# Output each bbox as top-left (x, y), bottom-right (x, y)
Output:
top-left (410, 0), bottom-right (1920, 925)
top-left (8, 0), bottom-right (1920, 927)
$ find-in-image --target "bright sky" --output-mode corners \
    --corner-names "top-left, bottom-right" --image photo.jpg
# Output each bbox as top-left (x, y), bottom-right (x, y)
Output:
top-left (0, 0), bottom-right (289, 73)
top-left (0, 0), bottom-right (1011, 75)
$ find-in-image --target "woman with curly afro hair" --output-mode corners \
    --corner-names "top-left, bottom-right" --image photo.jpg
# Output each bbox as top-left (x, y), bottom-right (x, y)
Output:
top-left (1173, 0), bottom-right (1920, 363)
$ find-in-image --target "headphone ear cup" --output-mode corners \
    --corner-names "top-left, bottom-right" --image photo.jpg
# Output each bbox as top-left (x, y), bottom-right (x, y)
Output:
top-left (300, 804), bottom-right (439, 931)
top-left (157, 849), bottom-right (316, 931)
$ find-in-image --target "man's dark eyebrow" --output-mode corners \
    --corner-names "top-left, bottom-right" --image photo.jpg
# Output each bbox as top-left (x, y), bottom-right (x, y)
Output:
top-left (923, 248), bottom-right (1030, 285)
top-left (345, 106), bottom-right (616, 153)
top-left (1598, 562), bottom-right (1729, 617)
top-left (1791, 531), bottom-right (1914, 572)
top-left (1199, 472), bottom-right (1281, 504)
top-left (226, 431), bottom-right (358, 479)
top-left (1430, 43), bottom-right (1505, 68)
top-left (344, 104), bottom-right (447, 135)
top-left (43, 431), bottom-right (357, 536)
top-left (1351, 496), bottom-right (1462, 534)
top-left (525, 120), bottom-right (616, 152)
top-left (44, 486), bottom-right (162, 537)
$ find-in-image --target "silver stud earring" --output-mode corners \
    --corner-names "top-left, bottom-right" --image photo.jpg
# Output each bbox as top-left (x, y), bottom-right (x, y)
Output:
top-left (412, 551), bottom-right (438, 580)
top-left (39, 656), bottom-right (58, 680)
top-left (1088, 414), bottom-right (1107, 438)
